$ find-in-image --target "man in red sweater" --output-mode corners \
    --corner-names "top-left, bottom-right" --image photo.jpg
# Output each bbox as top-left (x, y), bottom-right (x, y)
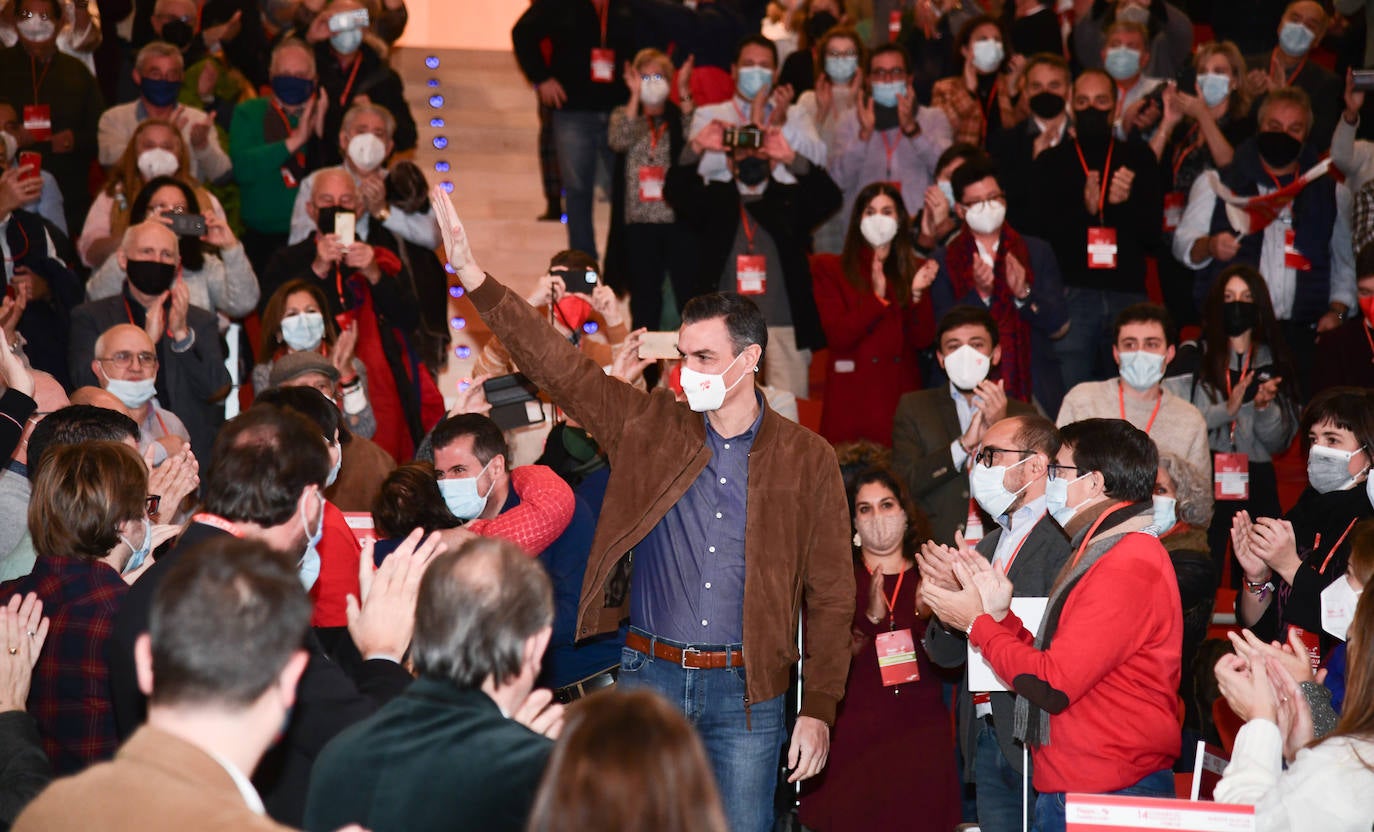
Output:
top-left (923, 417), bottom-right (1182, 832)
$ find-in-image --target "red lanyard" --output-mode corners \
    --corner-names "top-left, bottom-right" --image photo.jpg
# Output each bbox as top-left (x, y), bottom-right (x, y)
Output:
top-left (2, 222), bottom-right (30, 263)
top-left (594, 0), bottom-right (609, 47)
top-left (152, 407), bottom-right (169, 437)
top-left (1319, 518), bottom-right (1360, 575)
top-left (739, 204), bottom-right (757, 253)
top-left (1170, 123), bottom-right (1202, 182)
top-left (1271, 49), bottom-right (1307, 86)
top-left (1363, 321), bottom-right (1374, 361)
top-left (646, 116), bottom-right (666, 152)
top-left (998, 527), bottom-right (1033, 575)
top-left (980, 82), bottom-right (998, 143)
top-left (124, 295), bottom-right (175, 342)
top-left (1118, 381), bottom-right (1162, 434)
top-left (1073, 137), bottom-right (1114, 219)
top-left (867, 565), bottom-right (907, 628)
top-left (1262, 163), bottom-right (1294, 192)
top-left (1224, 349), bottom-right (1253, 447)
top-left (191, 513), bottom-right (245, 538)
top-left (880, 129), bottom-right (900, 180)
top-left (29, 54), bottom-right (52, 105)
top-left (272, 101), bottom-right (307, 166)
top-left (1069, 500), bottom-right (1133, 570)
top-left (339, 53), bottom-right (364, 107)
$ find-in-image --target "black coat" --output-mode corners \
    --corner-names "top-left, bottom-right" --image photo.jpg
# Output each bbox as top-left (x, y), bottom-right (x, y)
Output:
top-left (314, 42), bottom-right (418, 165)
top-left (663, 154), bottom-right (841, 351)
top-left (68, 290), bottom-right (230, 465)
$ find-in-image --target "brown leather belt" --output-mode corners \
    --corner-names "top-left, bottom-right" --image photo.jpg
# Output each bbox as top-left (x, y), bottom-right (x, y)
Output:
top-left (625, 631), bottom-right (744, 669)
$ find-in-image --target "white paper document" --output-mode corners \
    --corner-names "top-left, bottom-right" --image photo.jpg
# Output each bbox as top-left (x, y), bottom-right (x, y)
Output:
top-left (967, 597), bottom-right (1049, 692)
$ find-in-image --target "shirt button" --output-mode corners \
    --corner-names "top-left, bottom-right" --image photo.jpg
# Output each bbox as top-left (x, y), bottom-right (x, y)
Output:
top-left (724, 443), bottom-right (731, 449)
top-left (715, 512), bottom-right (722, 519)
top-left (705, 582), bottom-right (712, 589)
top-left (719, 477), bottom-right (727, 484)
top-left (702, 619), bottom-right (709, 626)
top-left (709, 546), bottom-right (716, 553)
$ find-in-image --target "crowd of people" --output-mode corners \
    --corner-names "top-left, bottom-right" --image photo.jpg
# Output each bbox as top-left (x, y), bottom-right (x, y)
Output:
top-left (3, 0), bottom-right (1374, 830)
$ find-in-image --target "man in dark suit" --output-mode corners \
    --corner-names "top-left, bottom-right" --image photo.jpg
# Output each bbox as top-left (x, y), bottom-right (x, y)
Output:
top-left (893, 306), bottom-right (1035, 547)
top-left (305, 537), bottom-right (560, 832)
top-left (665, 120), bottom-right (841, 398)
top-left (67, 221), bottom-right (230, 464)
top-left (105, 404), bottom-right (425, 828)
top-left (920, 413), bottom-right (1071, 832)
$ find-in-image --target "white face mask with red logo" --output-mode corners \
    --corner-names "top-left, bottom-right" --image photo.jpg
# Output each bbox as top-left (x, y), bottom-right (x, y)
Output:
top-left (679, 352), bottom-right (747, 412)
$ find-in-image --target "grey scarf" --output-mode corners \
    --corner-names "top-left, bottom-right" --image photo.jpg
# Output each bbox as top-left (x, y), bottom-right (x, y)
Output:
top-left (1012, 502), bottom-right (1155, 748)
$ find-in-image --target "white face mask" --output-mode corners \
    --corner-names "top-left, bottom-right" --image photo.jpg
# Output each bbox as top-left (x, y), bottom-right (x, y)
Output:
top-left (1046, 470), bottom-right (1091, 526)
top-left (1151, 494), bottom-right (1176, 534)
top-left (970, 39), bottom-right (1004, 73)
top-left (1321, 574), bottom-right (1362, 641)
top-left (105, 376), bottom-right (158, 408)
top-left (859, 213), bottom-right (899, 248)
top-left (16, 16), bottom-right (55, 41)
top-left (943, 343), bottom-right (991, 391)
top-left (640, 76), bottom-right (671, 106)
top-left (964, 200), bottom-right (1006, 236)
top-left (298, 490), bottom-right (324, 591)
top-left (1118, 350), bottom-right (1166, 391)
top-left (137, 148), bottom-right (180, 180)
top-left (281, 311), bottom-right (326, 352)
top-left (970, 454), bottom-right (1035, 518)
top-left (1308, 444), bottom-right (1368, 494)
top-left (346, 132), bottom-right (387, 172)
top-left (679, 351), bottom-right (749, 413)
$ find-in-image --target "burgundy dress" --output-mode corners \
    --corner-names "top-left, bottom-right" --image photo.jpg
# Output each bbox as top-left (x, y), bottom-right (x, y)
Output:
top-left (798, 563), bottom-right (961, 832)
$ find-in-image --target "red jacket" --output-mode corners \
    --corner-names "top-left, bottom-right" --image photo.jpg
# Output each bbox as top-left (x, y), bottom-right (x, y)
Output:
top-left (970, 530), bottom-right (1182, 794)
top-left (809, 250), bottom-right (933, 446)
top-left (310, 501), bottom-right (363, 628)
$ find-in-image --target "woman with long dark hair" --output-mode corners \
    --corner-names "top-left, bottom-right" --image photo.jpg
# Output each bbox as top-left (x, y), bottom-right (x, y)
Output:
top-left (798, 465), bottom-right (957, 832)
top-left (809, 182), bottom-right (936, 445)
top-left (930, 15), bottom-right (1023, 148)
top-left (1168, 265), bottom-right (1297, 572)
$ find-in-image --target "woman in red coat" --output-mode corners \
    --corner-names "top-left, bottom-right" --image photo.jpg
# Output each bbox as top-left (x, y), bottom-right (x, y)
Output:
top-left (811, 182), bottom-right (936, 446)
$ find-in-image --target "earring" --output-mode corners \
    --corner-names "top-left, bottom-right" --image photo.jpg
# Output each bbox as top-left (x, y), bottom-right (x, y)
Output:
top-left (853, 531), bottom-right (861, 547)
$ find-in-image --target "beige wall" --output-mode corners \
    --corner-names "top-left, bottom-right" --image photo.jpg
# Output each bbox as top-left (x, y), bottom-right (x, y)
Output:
top-left (396, 0), bottom-right (526, 51)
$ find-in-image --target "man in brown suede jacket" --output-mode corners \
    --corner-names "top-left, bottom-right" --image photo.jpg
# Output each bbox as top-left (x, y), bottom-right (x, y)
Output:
top-left (434, 187), bottom-right (854, 832)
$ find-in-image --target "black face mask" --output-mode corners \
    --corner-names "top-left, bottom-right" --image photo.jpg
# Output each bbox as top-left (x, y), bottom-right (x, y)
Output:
top-left (735, 156), bottom-right (770, 186)
top-left (1073, 106), bottom-right (1112, 143)
top-left (1029, 91), bottom-right (1065, 120)
top-left (160, 19), bottom-right (196, 49)
top-left (126, 259), bottom-right (177, 295)
top-left (316, 206), bottom-right (355, 235)
top-left (805, 11), bottom-right (838, 42)
top-left (1223, 301), bottom-right (1257, 336)
top-left (1256, 131), bottom-right (1303, 169)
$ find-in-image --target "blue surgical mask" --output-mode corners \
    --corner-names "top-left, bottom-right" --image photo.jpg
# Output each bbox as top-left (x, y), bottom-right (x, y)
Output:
top-left (326, 444), bottom-right (342, 488)
top-left (140, 77), bottom-right (182, 108)
top-left (1278, 22), bottom-right (1315, 57)
top-left (737, 66), bottom-right (773, 100)
top-left (122, 517), bottom-right (154, 574)
top-left (330, 28), bottom-right (364, 55)
top-left (1103, 46), bottom-right (1142, 81)
top-left (1196, 72), bottom-right (1231, 108)
top-left (1151, 495), bottom-right (1176, 534)
top-left (271, 75), bottom-right (316, 107)
top-left (871, 80), bottom-right (904, 109)
top-left (298, 490), bottom-right (325, 591)
top-left (438, 457), bottom-right (495, 520)
top-left (281, 312), bottom-right (326, 352)
top-left (938, 179), bottom-right (956, 209)
top-left (1047, 471), bottom-right (1091, 526)
top-left (824, 54), bottom-right (858, 84)
top-left (1118, 350), bottom-right (1167, 391)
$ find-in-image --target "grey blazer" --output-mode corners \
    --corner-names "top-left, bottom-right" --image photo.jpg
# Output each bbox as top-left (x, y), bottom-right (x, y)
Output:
top-left (923, 512), bottom-right (1070, 777)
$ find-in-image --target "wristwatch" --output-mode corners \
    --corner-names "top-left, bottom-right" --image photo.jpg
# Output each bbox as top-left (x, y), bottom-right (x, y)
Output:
top-left (375, 206), bottom-right (391, 223)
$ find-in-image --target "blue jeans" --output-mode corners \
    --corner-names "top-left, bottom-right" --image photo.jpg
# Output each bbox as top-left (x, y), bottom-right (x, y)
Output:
top-left (1033, 769), bottom-right (1175, 832)
top-left (1054, 287), bottom-right (1148, 390)
top-left (975, 720), bottom-right (1036, 832)
top-left (551, 108), bottom-right (613, 259)
top-left (618, 637), bottom-right (786, 832)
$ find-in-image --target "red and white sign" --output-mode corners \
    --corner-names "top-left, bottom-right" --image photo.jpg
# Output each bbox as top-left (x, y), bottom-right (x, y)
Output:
top-left (342, 512), bottom-right (376, 547)
top-left (1066, 794), bottom-right (1253, 831)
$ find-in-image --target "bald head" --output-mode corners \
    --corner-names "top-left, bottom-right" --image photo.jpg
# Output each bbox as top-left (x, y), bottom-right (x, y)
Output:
top-left (93, 324), bottom-right (159, 384)
top-left (70, 385), bottom-right (132, 415)
top-left (308, 167), bottom-right (360, 220)
top-left (120, 221), bottom-right (179, 265)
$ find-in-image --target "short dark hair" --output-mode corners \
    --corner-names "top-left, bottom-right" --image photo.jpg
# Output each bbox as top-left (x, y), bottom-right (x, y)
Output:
top-left (372, 461), bottom-right (461, 538)
top-left (936, 305), bottom-right (999, 350)
top-left (1358, 243), bottom-right (1374, 279)
top-left (1058, 418), bottom-right (1157, 502)
top-left (1023, 51), bottom-right (1071, 84)
top-left (681, 293), bottom-right (768, 359)
top-left (1011, 414), bottom-right (1061, 459)
top-left (26, 404), bottom-right (139, 481)
top-left (254, 385), bottom-right (347, 445)
top-left (1114, 302), bottom-right (1175, 346)
top-left (30, 441), bottom-right (147, 560)
top-left (149, 537), bottom-right (311, 708)
top-left (935, 142), bottom-right (984, 178)
top-left (949, 155), bottom-right (1000, 204)
top-left (866, 42), bottom-right (908, 75)
top-left (412, 537), bottom-right (553, 689)
top-left (734, 33), bottom-right (778, 66)
top-left (1300, 387), bottom-right (1374, 453)
top-left (1076, 68), bottom-right (1119, 106)
top-left (130, 175), bottom-right (205, 271)
top-left (202, 405), bottom-right (330, 527)
top-left (430, 413), bottom-right (508, 467)
top-left (955, 14), bottom-right (1006, 58)
top-left (548, 249), bottom-right (598, 274)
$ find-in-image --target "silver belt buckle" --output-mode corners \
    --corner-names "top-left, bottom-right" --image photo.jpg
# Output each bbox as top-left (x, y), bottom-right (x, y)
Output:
top-left (680, 646), bottom-right (701, 668)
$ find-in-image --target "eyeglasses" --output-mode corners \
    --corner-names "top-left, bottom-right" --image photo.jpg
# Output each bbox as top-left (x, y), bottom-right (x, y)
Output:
top-left (869, 68), bottom-right (907, 81)
top-left (975, 447), bottom-right (1034, 468)
top-left (17, 10), bottom-right (54, 20)
top-left (1046, 463), bottom-right (1081, 480)
top-left (825, 50), bottom-right (858, 59)
top-left (962, 194), bottom-right (1006, 210)
top-left (97, 351), bottom-right (159, 370)
top-left (145, 494), bottom-right (161, 517)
